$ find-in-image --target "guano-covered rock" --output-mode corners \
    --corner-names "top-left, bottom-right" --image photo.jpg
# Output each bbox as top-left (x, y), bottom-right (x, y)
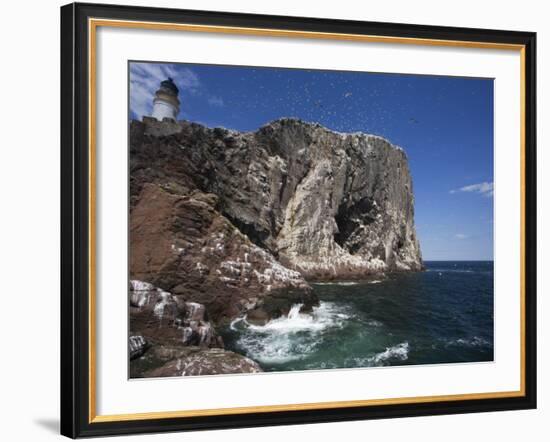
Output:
top-left (129, 117), bottom-right (423, 376)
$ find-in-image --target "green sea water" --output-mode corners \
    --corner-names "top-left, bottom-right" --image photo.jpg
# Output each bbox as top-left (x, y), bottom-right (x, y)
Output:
top-left (220, 261), bottom-right (494, 372)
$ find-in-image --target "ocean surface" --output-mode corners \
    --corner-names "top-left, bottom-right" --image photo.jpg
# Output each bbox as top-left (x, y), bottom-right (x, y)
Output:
top-left (221, 261), bottom-right (494, 372)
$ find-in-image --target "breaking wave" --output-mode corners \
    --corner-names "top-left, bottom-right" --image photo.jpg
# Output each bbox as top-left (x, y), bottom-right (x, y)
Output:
top-left (347, 342), bottom-right (410, 368)
top-left (369, 342), bottom-right (410, 365)
top-left (220, 261), bottom-right (493, 372)
top-left (231, 302), bottom-right (351, 364)
top-left (444, 336), bottom-right (491, 348)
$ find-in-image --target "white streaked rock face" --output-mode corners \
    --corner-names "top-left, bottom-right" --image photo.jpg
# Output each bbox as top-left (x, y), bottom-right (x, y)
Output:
top-left (129, 280), bottom-right (223, 349)
top-left (133, 346), bottom-right (263, 378)
top-left (129, 335), bottom-right (148, 360)
top-left (272, 130), bottom-right (423, 278)
top-left (131, 117), bottom-right (421, 281)
top-left (129, 116), bottom-right (422, 335)
top-left (255, 120), bottom-right (423, 279)
top-left (128, 117), bottom-right (425, 378)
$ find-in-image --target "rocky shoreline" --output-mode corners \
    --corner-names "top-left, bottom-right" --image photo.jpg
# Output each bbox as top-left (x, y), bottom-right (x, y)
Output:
top-left (129, 117), bottom-right (422, 377)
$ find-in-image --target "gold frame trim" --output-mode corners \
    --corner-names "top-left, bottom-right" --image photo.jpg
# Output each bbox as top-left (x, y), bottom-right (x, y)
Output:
top-left (88, 18), bottom-right (527, 424)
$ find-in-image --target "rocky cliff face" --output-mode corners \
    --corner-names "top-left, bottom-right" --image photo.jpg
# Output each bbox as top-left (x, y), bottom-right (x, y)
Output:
top-left (129, 117), bottom-right (422, 376)
top-left (130, 180), bottom-right (316, 325)
top-left (131, 117), bottom-right (422, 281)
top-left (129, 280), bottom-right (262, 377)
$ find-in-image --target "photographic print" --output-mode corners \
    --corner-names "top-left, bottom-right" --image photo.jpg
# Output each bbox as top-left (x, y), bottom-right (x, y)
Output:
top-left (128, 61), bottom-right (494, 378)
top-left (61, 5), bottom-right (536, 436)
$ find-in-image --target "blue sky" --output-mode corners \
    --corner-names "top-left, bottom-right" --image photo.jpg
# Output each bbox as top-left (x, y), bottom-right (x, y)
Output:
top-left (130, 61), bottom-right (494, 260)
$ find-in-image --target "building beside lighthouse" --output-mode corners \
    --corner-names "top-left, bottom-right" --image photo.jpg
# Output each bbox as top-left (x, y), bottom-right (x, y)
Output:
top-left (151, 78), bottom-right (180, 121)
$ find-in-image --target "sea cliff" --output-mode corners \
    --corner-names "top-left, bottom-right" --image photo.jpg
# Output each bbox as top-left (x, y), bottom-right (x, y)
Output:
top-left (129, 117), bottom-right (422, 376)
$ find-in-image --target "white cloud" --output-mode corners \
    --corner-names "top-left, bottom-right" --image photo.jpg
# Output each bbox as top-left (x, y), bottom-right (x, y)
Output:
top-left (207, 96), bottom-right (224, 107)
top-left (450, 181), bottom-right (493, 198)
top-left (129, 62), bottom-right (200, 120)
top-left (455, 233), bottom-right (468, 239)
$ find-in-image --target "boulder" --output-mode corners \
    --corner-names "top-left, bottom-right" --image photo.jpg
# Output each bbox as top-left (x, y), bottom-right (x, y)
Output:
top-left (129, 280), bottom-right (223, 349)
top-left (130, 345), bottom-right (262, 377)
top-left (129, 335), bottom-right (149, 360)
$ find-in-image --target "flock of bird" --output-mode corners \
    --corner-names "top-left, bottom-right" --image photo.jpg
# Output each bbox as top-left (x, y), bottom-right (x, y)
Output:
top-left (176, 65), bottom-right (441, 138)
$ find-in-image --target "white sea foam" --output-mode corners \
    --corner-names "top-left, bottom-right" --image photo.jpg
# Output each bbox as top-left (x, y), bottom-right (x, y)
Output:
top-left (235, 302), bottom-right (351, 364)
top-left (236, 332), bottom-right (316, 364)
top-left (247, 302), bottom-right (350, 333)
top-left (344, 342), bottom-right (410, 368)
top-left (445, 336), bottom-right (491, 348)
top-left (312, 281), bottom-right (359, 286)
top-left (229, 316), bottom-right (244, 332)
top-left (369, 342), bottom-right (410, 365)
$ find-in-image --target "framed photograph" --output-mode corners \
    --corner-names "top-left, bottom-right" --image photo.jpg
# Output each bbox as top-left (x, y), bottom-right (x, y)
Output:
top-left (60, 2), bottom-right (537, 438)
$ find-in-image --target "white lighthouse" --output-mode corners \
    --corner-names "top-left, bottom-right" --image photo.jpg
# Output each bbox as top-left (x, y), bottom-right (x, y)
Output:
top-left (151, 78), bottom-right (180, 121)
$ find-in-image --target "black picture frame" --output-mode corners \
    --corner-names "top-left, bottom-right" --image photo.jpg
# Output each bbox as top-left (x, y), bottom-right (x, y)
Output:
top-left (61, 2), bottom-right (537, 438)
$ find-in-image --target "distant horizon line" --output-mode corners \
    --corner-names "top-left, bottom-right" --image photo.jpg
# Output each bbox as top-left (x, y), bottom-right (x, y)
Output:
top-left (423, 259), bottom-right (494, 262)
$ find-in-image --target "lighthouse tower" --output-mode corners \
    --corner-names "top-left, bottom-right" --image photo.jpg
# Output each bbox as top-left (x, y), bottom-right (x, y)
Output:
top-left (151, 78), bottom-right (180, 121)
